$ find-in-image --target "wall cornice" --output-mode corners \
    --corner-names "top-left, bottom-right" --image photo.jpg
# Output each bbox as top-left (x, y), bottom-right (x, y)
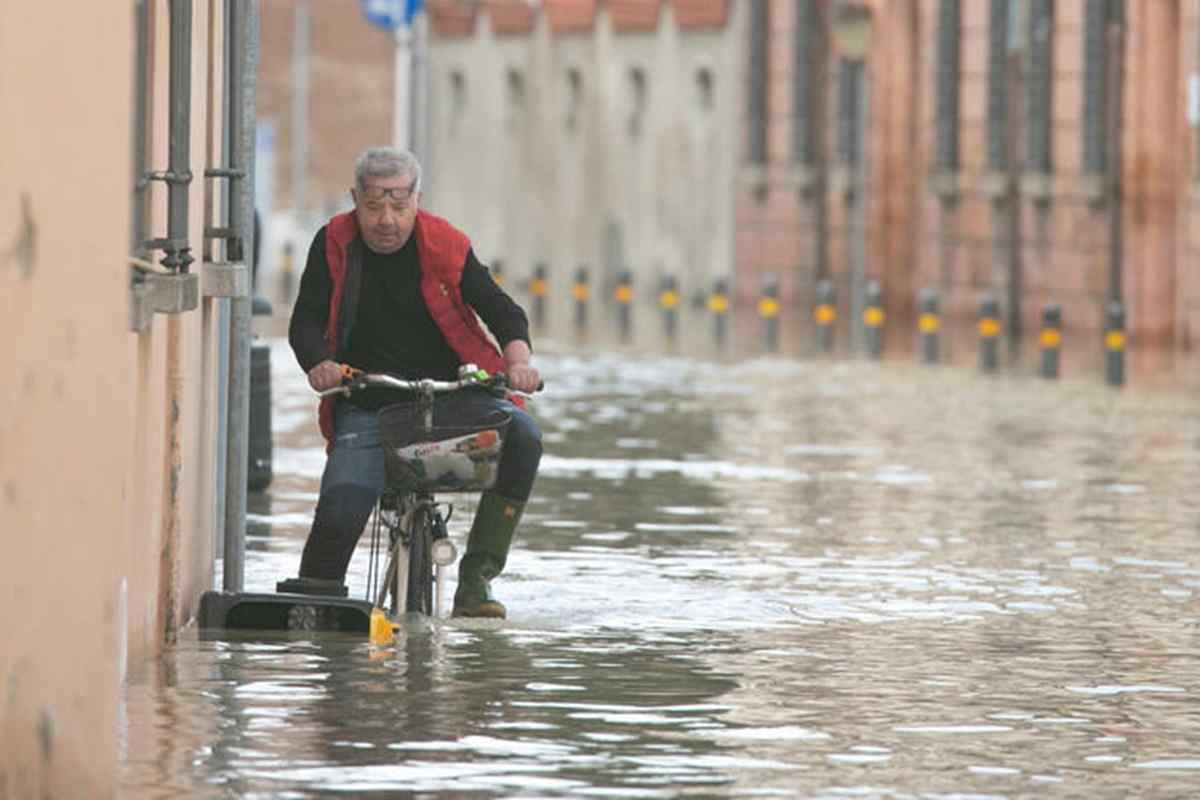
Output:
top-left (429, 0), bottom-right (728, 38)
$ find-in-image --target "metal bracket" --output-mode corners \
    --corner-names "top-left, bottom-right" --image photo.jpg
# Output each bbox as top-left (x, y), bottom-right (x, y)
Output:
top-left (138, 169), bottom-right (194, 189)
top-left (202, 260), bottom-right (250, 298)
top-left (129, 271), bottom-right (200, 332)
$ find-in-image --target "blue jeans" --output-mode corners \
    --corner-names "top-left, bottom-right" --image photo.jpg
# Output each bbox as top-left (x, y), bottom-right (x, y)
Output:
top-left (298, 393), bottom-right (542, 582)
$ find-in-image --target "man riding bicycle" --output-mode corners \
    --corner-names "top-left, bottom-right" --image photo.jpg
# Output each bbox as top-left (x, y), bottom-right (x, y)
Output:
top-left (280, 146), bottom-right (542, 619)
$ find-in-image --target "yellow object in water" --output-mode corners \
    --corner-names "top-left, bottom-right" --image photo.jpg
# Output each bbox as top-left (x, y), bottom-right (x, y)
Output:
top-left (369, 608), bottom-right (399, 645)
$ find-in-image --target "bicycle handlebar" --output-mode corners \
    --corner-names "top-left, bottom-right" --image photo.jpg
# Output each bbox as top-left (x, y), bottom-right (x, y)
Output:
top-left (317, 365), bottom-right (541, 399)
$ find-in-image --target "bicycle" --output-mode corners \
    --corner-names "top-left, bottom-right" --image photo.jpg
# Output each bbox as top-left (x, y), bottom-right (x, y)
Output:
top-left (318, 364), bottom-right (522, 644)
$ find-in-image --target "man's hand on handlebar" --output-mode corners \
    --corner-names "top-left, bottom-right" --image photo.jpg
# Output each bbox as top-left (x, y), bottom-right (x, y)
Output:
top-left (505, 363), bottom-right (541, 394)
top-left (307, 359), bottom-right (347, 392)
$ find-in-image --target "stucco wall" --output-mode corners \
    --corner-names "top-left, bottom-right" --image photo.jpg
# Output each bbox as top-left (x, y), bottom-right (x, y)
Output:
top-left (0, 2), bottom-right (226, 795)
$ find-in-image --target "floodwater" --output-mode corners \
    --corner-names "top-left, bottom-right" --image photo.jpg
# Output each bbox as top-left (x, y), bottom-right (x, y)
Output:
top-left (120, 336), bottom-right (1200, 798)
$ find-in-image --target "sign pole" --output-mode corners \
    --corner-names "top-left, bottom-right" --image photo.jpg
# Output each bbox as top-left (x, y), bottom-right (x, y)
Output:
top-left (393, 19), bottom-right (412, 151)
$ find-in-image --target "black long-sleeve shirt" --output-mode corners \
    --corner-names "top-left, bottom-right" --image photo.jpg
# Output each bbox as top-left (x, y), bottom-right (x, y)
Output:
top-left (289, 226), bottom-right (530, 407)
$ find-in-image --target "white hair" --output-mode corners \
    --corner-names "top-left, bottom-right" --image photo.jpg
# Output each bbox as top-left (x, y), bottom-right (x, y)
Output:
top-left (354, 147), bottom-right (422, 193)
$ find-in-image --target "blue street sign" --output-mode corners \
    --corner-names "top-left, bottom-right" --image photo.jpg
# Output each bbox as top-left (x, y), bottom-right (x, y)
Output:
top-left (360, 0), bottom-right (423, 29)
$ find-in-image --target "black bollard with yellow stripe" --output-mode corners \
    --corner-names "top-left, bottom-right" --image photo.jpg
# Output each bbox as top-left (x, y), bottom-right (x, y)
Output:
top-left (863, 280), bottom-right (884, 358)
top-left (279, 242), bottom-right (297, 302)
top-left (659, 275), bottom-right (679, 339)
top-left (1105, 301), bottom-right (1125, 387)
top-left (1039, 303), bottom-right (1062, 379)
top-left (491, 259), bottom-right (504, 287)
top-left (709, 278), bottom-right (730, 346)
top-left (979, 294), bottom-right (1001, 373)
top-left (530, 263), bottom-right (548, 329)
top-left (572, 266), bottom-right (589, 330)
top-left (759, 276), bottom-right (780, 352)
top-left (918, 288), bottom-right (940, 364)
top-left (615, 270), bottom-right (633, 341)
top-left (814, 279), bottom-right (836, 354)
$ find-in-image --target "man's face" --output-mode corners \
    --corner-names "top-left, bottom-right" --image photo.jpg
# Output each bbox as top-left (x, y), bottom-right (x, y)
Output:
top-left (352, 174), bottom-right (420, 254)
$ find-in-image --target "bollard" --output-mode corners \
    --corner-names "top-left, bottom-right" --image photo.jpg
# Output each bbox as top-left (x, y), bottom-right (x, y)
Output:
top-left (530, 263), bottom-right (548, 329)
top-left (248, 341), bottom-right (273, 491)
top-left (615, 271), bottom-right (634, 341)
top-left (491, 259), bottom-right (504, 287)
top-left (863, 280), bottom-right (885, 359)
top-left (918, 288), bottom-right (940, 364)
top-left (572, 266), bottom-right (589, 330)
top-left (759, 277), bottom-right (780, 352)
top-left (1105, 301), bottom-right (1125, 387)
top-left (709, 278), bottom-right (730, 346)
top-left (1039, 303), bottom-right (1062, 379)
top-left (979, 294), bottom-right (1001, 373)
top-left (814, 279), bottom-right (836, 353)
top-left (659, 275), bottom-right (679, 339)
top-left (279, 242), bottom-right (296, 304)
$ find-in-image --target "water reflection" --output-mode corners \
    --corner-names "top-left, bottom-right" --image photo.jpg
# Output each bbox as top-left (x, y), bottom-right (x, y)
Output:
top-left (121, 343), bottom-right (1200, 797)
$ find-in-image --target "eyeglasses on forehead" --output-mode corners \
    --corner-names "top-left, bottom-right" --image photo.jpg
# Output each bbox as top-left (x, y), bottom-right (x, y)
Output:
top-left (359, 182), bottom-right (418, 202)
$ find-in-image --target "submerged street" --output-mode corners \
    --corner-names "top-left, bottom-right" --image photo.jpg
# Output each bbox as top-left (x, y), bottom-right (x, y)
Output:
top-left (120, 338), bottom-right (1200, 798)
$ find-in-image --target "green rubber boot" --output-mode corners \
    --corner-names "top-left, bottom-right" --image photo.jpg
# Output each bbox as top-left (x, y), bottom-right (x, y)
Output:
top-left (452, 492), bottom-right (526, 619)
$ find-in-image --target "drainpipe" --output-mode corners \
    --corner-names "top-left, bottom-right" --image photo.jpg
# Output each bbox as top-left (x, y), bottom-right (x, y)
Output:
top-left (157, 0), bottom-right (194, 646)
top-left (1106, 6), bottom-right (1124, 306)
top-left (223, 0), bottom-right (259, 592)
top-left (811, 2), bottom-right (829, 283)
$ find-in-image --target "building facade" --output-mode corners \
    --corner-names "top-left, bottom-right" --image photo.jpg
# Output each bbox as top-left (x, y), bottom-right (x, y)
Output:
top-left (738, 0), bottom-right (1200, 358)
top-left (255, 0), bottom-right (1199, 360)
top-left (1, 2), bottom-right (249, 794)
top-left (424, 0), bottom-right (741, 311)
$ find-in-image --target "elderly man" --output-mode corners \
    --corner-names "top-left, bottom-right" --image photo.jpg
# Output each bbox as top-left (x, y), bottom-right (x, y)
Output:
top-left (281, 147), bottom-right (542, 619)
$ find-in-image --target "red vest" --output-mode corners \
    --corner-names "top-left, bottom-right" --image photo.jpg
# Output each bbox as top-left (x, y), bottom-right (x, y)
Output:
top-left (317, 209), bottom-right (509, 444)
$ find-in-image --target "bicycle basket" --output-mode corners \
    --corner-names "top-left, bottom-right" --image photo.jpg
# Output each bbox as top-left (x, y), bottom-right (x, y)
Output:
top-left (377, 393), bottom-right (511, 493)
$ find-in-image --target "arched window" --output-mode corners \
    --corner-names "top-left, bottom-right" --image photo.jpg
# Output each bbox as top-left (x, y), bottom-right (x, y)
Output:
top-left (506, 68), bottom-right (525, 131)
top-left (507, 68), bottom-right (525, 108)
top-left (565, 67), bottom-right (582, 132)
top-left (449, 69), bottom-right (467, 130)
top-left (628, 67), bottom-right (647, 138)
top-left (696, 67), bottom-right (714, 111)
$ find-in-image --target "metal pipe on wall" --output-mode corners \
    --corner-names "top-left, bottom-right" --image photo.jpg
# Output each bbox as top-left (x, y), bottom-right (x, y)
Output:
top-left (223, 0), bottom-right (260, 592)
top-left (132, 0), bottom-right (150, 257)
top-left (163, 0), bottom-right (194, 273)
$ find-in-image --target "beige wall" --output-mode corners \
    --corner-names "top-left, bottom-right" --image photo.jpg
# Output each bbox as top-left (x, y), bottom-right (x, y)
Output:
top-left (1, 2), bottom-right (227, 795)
top-left (425, 3), bottom-right (741, 307)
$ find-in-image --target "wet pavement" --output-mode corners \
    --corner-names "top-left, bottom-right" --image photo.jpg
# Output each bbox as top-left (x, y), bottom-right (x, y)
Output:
top-left (120, 337), bottom-right (1200, 798)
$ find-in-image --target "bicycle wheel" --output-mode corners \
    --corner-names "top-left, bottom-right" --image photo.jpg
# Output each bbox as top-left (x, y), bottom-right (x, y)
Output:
top-left (405, 505), bottom-right (435, 615)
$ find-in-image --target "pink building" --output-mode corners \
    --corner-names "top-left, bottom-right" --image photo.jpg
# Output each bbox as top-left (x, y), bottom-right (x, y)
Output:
top-left (737, 0), bottom-right (1200, 358)
top-left (261, 0), bottom-right (1200, 361)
